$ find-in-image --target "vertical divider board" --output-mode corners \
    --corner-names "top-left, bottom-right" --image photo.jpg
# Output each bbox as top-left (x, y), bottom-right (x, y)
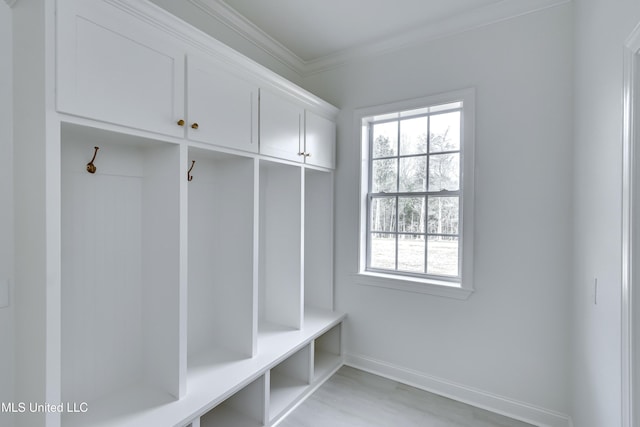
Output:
top-left (60, 124), bottom-right (182, 414)
top-left (268, 345), bottom-right (312, 422)
top-left (199, 375), bottom-right (267, 427)
top-left (187, 147), bottom-right (257, 368)
top-left (304, 169), bottom-right (335, 311)
top-left (258, 160), bottom-right (303, 332)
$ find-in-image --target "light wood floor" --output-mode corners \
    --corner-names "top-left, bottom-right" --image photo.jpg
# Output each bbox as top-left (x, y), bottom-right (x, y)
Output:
top-left (278, 366), bottom-right (535, 427)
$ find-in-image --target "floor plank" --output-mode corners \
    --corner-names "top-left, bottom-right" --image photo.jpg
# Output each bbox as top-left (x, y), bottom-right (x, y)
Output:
top-left (277, 366), bottom-right (535, 427)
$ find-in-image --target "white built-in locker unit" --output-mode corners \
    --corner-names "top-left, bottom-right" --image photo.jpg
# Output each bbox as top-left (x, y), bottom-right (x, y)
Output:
top-left (13, 0), bottom-right (344, 426)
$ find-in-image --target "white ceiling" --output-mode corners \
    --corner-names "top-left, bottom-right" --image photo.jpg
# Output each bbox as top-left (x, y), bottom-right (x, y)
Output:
top-left (220, 0), bottom-right (502, 61)
top-left (156, 0), bottom-right (569, 75)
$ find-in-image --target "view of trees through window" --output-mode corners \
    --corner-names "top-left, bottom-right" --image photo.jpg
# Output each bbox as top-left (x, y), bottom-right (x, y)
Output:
top-left (367, 107), bottom-right (462, 278)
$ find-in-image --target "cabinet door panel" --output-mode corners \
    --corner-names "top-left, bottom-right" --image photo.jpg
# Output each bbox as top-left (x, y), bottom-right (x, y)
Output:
top-left (187, 56), bottom-right (258, 152)
top-left (304, 111), bottom-right (336, 169)
top-left (259, 89), bottom-right (304, 163)
top-left (57, 0), bottom-right (185, 137)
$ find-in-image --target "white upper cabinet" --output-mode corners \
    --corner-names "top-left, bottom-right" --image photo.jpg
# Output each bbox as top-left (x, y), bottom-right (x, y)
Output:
top-left (56, 0), bottom-right (337, 164)
top-left (259, 90), bottom-right (336, 168)
top-left (304, 111), bottom-right (336, 169)
top-left (259, 89), bottom-right (305, 163)
top-left (56, 0), bottom-right (185, 137)
top-left (187, 55), bottom-right (259, 153)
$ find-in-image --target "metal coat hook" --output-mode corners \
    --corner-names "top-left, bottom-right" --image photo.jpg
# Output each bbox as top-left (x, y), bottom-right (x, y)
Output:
top-left (86, 146), bottom-right (99, 174)
top-left (187, 160), bottom-right (195, 182)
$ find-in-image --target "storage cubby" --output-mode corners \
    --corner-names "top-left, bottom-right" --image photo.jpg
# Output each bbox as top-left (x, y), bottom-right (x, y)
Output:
top-left (268, 345), bottom-right (312, 421)
top-left (200, 375), bottom-right (266, 427)
top-left (304, 169), bottom-right (334, 311)
top-left (60, 124), bottom-right (182, 409)
top-left (188, 147), bottom-right (257, 368)
top-left (258, 160), bottom-right (303, 331)
top-left (313, 324), bottom-right (342, 382)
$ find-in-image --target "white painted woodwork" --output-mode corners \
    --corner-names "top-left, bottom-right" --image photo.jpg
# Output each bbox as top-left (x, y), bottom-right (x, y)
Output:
top-left (188, 148), bottom-right (256, 361)
top-left (56, 0), bottom-right (338, 167)
top-left (200, 375), bottom-right (266, 427)
top-left (61, 124), bottom-right (182, 406)
top-left (259, 89), bottom-right (305, 163)
top-left (269, 344), bottom-right (312, 421)
top-left (259, 161), bottom-right (303, 330)
top-left (56, 0), bottom-right (185, 137)
top-left (15, 0), bottom-right (340, 426)
top-left (313, 323), bottom-right (342, 382)
top-left (187, 55), bottom-right (259, 153)
top-left (63, 310), bottom-right (343, 427)
top-left (259, 92), bottom-right (335, 167)
top-left (304, 111), bottom-right (336, 169)
top-left (304, 169), bottom-right (334, 311)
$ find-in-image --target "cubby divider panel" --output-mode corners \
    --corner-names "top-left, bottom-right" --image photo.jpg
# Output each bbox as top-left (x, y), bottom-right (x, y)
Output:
top-left (61, 124), bottom-right (182, 415)
top-left (258, 160), bottom-right (303, 331)
top-left (188, 148), bottom-right (257, 368)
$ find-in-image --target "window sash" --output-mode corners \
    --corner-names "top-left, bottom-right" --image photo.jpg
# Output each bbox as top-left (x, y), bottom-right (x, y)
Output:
top-left (365, 109), bottom-right (463, 281)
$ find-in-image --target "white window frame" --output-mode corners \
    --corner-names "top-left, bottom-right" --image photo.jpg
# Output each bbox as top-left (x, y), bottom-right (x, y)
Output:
top-left (356, 89), bottom-right (475, 299)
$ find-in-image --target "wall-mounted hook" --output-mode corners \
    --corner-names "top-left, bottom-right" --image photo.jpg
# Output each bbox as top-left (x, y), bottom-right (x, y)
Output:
top-left (86, 146), bottom-right (99, 174)
top-left (187, 160), bottom-right (195, 182)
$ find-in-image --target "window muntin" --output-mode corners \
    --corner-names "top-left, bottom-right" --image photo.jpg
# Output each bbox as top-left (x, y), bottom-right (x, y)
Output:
top-left (364, 102), bottom-right (464, 282)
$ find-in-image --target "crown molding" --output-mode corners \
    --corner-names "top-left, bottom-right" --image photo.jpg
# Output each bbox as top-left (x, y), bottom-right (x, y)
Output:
top-left (189, 0), bottom-right (570, 77)
top-left (305, 0), bottom-right (571, 75)
top-left (4, 0), bottom-right (17, 7)
top-left (188, 0), bottom-right (306, 74)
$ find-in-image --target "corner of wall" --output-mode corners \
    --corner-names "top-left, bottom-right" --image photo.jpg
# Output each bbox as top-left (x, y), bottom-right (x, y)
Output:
top-left (0, 2), bottom-right (15, 426)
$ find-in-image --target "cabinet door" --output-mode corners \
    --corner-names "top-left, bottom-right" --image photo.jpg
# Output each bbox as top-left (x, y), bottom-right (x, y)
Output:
top-left (259, 89), bottom-right (304, 163)
top-left (57, 0), bottom-right (185, 137)
top-left (304, 111), bottom-right (336, 169)
top-left (187, 56), bottom-right (258, 152)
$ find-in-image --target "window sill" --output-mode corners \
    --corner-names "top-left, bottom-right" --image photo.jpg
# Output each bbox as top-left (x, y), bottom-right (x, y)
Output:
top-left (354, 271), bottom-right (474, 300)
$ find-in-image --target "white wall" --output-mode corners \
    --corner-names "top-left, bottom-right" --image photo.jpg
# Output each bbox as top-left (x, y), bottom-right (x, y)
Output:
top-left (301, 5), bottom-right (573, 425)
top-left (0, 2), bottom-right (14, 427)
top-left (572, 1), bottom-right (640, 426)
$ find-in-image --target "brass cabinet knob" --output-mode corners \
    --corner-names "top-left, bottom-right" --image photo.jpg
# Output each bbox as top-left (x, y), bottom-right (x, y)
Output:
top-left (305, 152), bottom-right (311, 157)
top-left (191, 123), bottom-right (199, 130)
top-left (177, 119), bottom-right (185, 126)
top-left (298, 152), bottom-right (305, 156)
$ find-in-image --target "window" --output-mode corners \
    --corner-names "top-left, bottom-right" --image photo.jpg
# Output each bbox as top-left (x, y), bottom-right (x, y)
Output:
top-left (357, 89), bottom-right (475, 298)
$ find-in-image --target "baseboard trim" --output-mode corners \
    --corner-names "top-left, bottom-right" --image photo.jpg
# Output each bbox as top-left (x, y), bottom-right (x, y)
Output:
top-left (345, 353), bottom-right (572, 427)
